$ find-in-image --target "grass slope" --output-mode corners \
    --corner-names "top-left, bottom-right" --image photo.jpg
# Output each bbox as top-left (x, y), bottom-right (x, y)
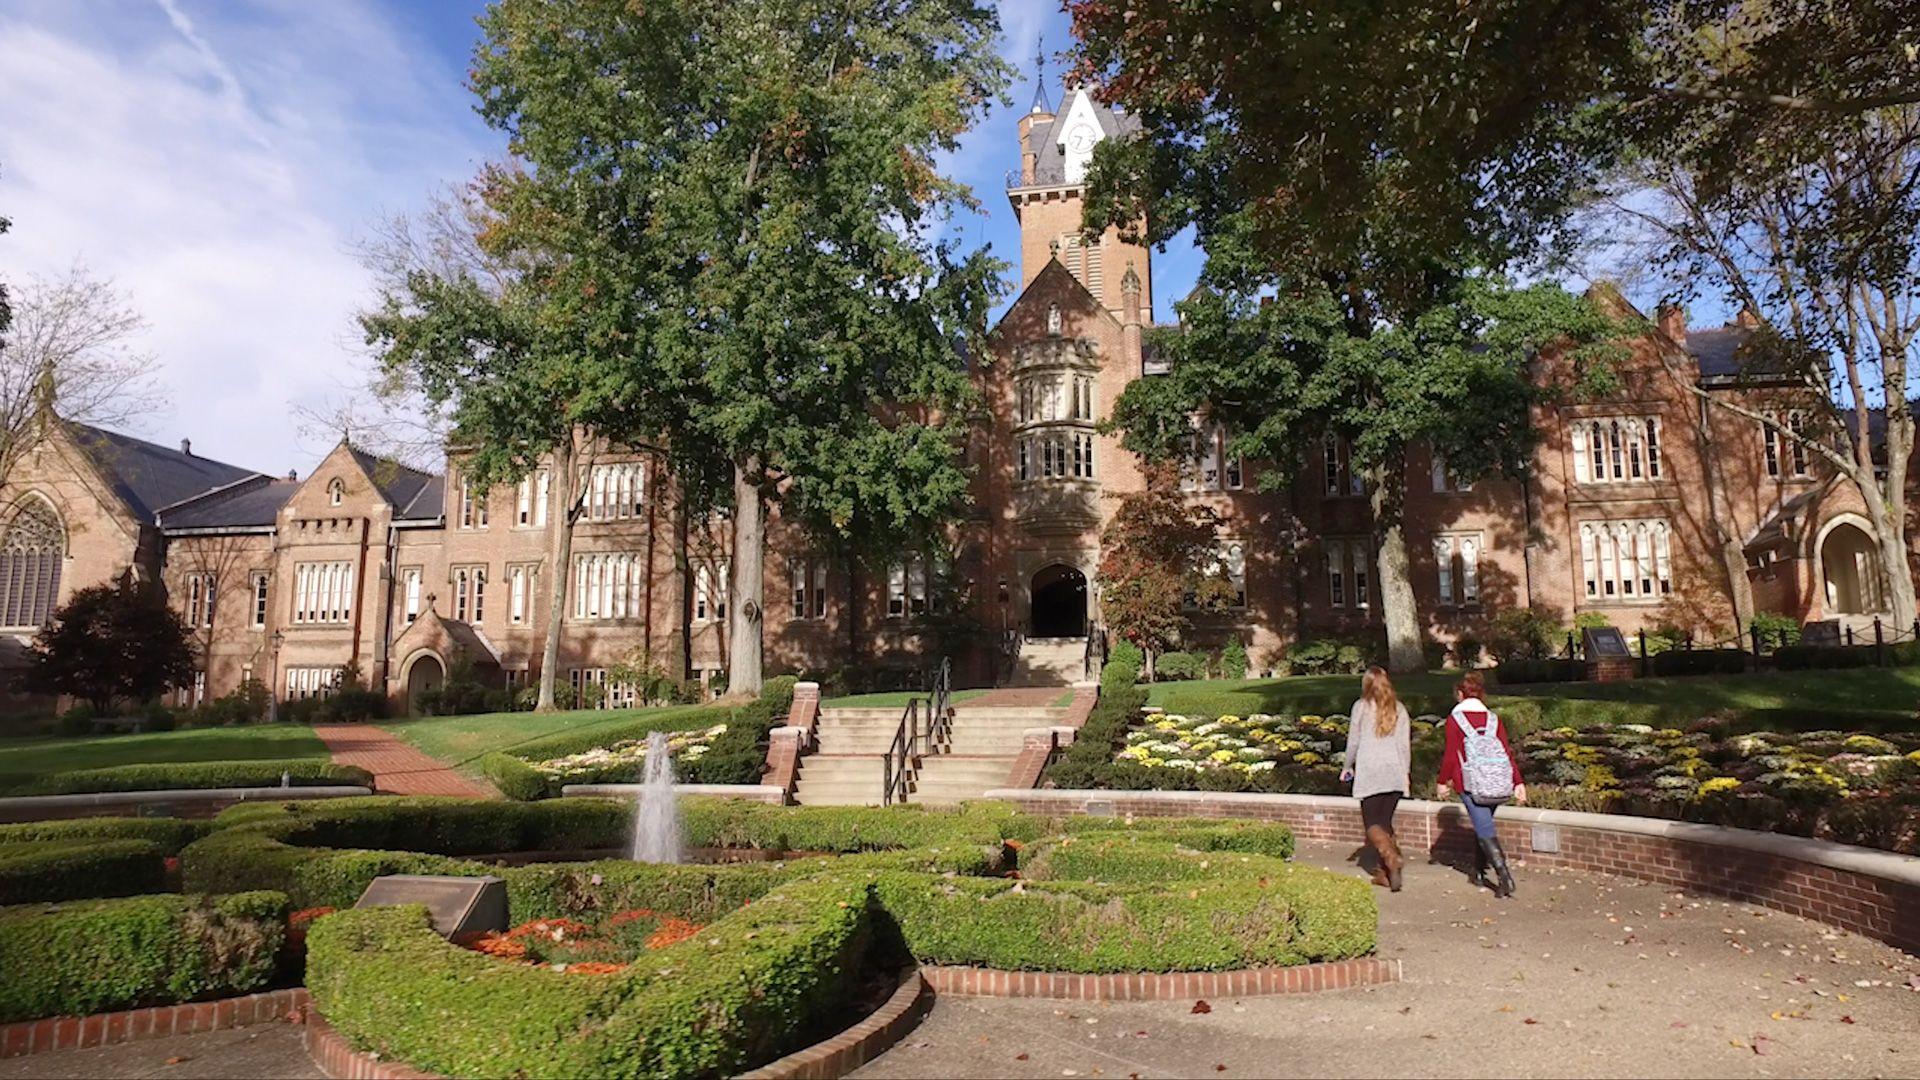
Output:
top-left (0, 725), bottom-right (328, 793)
top-left (1146, 668), bottom-right (1920, 731)
top-left (385, 704), bottom-right (719, 769)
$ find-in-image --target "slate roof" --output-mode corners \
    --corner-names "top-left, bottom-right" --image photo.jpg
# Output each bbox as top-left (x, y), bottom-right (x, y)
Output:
top-left (348, 446), bottom-right (439, 517)
top-left (159, 477), bottom-right (299, 530)
top-left (1022, 89), bottom-right (1142, 185)
top-left (66, 423), bottom-right (264, 521)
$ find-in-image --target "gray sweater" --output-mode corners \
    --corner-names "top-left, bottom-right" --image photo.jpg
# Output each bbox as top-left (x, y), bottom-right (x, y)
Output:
top-left (1343, 699), bottom-right (1411, 800)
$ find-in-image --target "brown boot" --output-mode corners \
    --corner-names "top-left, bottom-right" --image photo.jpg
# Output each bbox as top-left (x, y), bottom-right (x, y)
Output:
top-left (1365, 826), bottom-right (1394, 888)
top-left (1381, 830), bottom-right (1405, 893)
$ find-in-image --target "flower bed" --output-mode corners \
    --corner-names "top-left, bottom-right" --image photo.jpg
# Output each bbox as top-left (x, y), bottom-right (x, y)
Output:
top-left (1520, 723), bottom-right (1920, 853)
top-left (185, 796), bottom-right (1373, 1079)
top-left (524, 724), bottom-right (729, 786)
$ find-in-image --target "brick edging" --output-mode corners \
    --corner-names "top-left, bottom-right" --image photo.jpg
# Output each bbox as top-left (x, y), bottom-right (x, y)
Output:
top-left (920, 957), bottom-right (1401, 1001)
top-left (0, 988), bottom-right (309, 1060)
top-left (737, 969), bottom-right (933, 1079)
top-left (304, 1013), bottom-right (440, 1080)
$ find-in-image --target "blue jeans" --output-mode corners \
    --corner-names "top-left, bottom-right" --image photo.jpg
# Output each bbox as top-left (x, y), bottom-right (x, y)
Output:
top-left (1460, 793), bottom-right (1498, 839)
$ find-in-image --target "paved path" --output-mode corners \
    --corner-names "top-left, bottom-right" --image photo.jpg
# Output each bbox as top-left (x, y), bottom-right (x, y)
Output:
top-left (0, 1023), bottom-right (320, 1080)
top-left (311, 724), bottom-right (492, 797)
top-left (967, 687), bottom-right (1072, 708)
top-left (857, 840), bottom-right (1920, 1079)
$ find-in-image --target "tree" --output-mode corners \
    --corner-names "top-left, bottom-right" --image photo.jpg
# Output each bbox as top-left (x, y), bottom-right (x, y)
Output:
top-left (28, 575), bottom-right (196, 712)
top-left (0, 265), bottom-right (164, 492)
top-left (1096, 462), bottom-right (1233, 678)
top-left (1114, 276), bottom-right (1617, 672)
top-left (469, 0), bottom-right (1012, 694)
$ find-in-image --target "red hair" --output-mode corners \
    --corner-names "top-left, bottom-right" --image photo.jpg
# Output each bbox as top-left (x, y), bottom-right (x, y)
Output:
top-left (1456, 671), bottom-right (1485, 699)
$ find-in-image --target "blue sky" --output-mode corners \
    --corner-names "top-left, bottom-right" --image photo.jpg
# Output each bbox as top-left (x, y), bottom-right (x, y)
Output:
top-left (0, 0), bottom-right (1204, 474)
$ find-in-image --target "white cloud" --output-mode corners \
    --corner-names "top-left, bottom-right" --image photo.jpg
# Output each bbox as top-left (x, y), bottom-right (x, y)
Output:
top-left (0, 0), bottom-right (494, 476)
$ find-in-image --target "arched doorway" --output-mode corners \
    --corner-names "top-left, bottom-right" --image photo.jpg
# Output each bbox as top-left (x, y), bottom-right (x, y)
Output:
top-left (405, 654), bottom-right (445, 716)
top-left (1030, 564), bottom-right (1088, 638)
top-left (1820, 522), bottom-right (1884, 615)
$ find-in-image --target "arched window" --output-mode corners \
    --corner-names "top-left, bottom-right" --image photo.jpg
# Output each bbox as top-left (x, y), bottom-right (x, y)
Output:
top-left (327, 478), bottom-right (345, 506)
top-left (0, 498), bottom-right (65, 628)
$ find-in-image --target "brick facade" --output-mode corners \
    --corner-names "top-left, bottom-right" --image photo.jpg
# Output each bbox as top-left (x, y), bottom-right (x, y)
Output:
top-left (4, 85), bottom-right (1917, 713)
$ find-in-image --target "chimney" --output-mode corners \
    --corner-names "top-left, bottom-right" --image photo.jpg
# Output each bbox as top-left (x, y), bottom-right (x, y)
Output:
top-left (1656, 303), bottom-right (1687, 346)
top-left (179, 438), bottom-right (192, 456)
top-left (1735, 306), bottom-right (1762, 330)
top-left (1120, 262), bottom-right (1144, 370)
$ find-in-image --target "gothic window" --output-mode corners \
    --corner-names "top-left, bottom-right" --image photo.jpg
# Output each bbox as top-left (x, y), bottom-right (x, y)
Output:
top-left (1571, 417), bottom-right (1664, 484)
top-left (1047, 303), bottom-right (1062, 336)
top-left (1580, 519), bottom-right (1672, 601)
top-left (327, 478), bottom-right (345, 506)
top-left (0, 498), bottom-right (64, 628)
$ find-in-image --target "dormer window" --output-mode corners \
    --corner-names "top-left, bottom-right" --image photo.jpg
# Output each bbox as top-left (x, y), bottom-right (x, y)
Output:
top-left (327, 479), bottom-right (344, 507)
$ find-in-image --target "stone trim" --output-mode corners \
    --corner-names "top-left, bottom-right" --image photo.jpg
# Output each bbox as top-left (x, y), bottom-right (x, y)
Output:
top-left (0, 988), bottom-right (309, 1060)
top-left (0, 786), bottom-right (372, 824)
top-left (736, 969), bottom-right (932, 1080)
top-left (987, 789), bottom-right (1920, 955)
top-left (920, 957), bottom-right (1401, 1001)
top-left (304, 1014), bottom-right (440, 1080)
top-left (763, 682), bottom-right (821, 803)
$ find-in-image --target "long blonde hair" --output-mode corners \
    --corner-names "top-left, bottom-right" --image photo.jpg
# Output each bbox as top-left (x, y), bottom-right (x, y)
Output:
top-left (1362, 666), bottom-right (1400, 737)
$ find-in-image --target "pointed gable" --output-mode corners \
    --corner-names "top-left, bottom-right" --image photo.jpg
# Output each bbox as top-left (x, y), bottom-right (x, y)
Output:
top-left (993, 256), bottom-right (1120, 346)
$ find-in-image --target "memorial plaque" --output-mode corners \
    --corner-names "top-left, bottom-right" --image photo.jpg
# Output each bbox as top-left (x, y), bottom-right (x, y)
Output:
top-left (1582, 626), bottom-right (1631, 658)
top-left (355, 875), bottom-right (508, 938)
top-left (1800, 620), bottom-right (1841, 648)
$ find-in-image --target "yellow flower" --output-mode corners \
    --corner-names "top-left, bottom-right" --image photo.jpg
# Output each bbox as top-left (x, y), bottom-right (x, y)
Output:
top-left (1210, 749), bottom-right (1236, 763)
top-left (1293, 751), bottom-right (1323, 766)
top-left (1697, 777), bottom-right (1740, 796)
top-left (1217, 715), bottom-right (1241, 726)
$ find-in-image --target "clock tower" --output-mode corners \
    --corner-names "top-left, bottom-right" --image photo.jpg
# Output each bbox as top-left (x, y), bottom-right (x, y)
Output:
top-left (1007, 82), bottom-right (1151, 317)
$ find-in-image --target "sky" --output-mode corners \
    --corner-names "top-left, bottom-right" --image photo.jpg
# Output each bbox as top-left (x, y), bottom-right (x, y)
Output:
top-left (0, 0), bottom-right (1203, 477)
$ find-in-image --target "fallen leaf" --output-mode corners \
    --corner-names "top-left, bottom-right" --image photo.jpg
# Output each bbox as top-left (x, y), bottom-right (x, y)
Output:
top-left (1523, 1018), bottom-right (1539, 1025)
top-left (164, 1057), bottom-right (190, 1067)
top-left (1214, 1067), bottom-right (1227, 1073)
top-left (1839, 1015), bottom-right (1856, 1025)
top-left (1752, 1035), bottom-right (1774, 1056)
top-left (1015, 1054), bottom-right (1029, 1062)
top-left (1191, 1000), bottom-right (1212, 1014)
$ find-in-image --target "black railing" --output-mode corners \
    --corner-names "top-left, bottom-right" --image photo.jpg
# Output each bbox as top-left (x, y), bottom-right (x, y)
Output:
top-left (881, 698), bottom-right (921, 807)
top-left (926, 657), bottom-right (954, 752)
top-left (1006, 166), bottom-right (1076, 189)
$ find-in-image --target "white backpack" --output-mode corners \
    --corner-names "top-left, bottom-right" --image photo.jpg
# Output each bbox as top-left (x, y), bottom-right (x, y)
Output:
top-left (1454, 711), bottom-right (1515, 803)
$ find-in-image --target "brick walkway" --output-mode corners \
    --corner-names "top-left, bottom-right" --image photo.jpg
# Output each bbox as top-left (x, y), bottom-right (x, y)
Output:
top-left (311, 725), bottom-right (493, 797)
top-left (965, 687), bottom-right (1072, 708)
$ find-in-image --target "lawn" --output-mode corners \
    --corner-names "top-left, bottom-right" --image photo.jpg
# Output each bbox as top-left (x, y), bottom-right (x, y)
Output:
top-left (384, 704), bottom-right (722, 767)
top-left (0, 724), bottom-right (330, 792)
top-left (1147, 667), bottom-right (1920, 732)
top-left (819, 689), bottom-right (989, 710)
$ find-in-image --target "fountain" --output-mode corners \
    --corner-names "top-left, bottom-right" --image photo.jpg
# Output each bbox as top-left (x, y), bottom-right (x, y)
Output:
top-left (630, 730), bottom-right (684, 863)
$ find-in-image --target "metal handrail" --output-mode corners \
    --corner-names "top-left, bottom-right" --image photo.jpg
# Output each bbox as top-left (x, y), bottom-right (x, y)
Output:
top-left (881, 698), bottom-right (919, 807)
top-left (925, 657), bottom-right (954, 754)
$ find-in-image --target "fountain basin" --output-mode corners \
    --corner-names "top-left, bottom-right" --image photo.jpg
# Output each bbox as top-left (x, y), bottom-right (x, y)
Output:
top-left (563, 782), bottom-right (786, 802)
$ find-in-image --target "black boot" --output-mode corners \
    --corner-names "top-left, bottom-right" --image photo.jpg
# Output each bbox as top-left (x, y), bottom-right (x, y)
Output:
top-left (1480, 837), bottom-right (1516, 898)
top-left (1469, 839), bottom-right (1492, 890)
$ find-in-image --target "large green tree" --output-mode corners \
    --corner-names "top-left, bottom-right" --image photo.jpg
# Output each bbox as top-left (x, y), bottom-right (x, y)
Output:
top-left (1114, 274), bottom-right (1615, 672)
top-left (471, 0), bottom-right (1011, 693)
top-left (29, 575), bottom-right (196, 713)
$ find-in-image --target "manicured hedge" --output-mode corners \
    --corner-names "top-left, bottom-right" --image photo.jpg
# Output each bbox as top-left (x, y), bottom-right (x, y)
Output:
top-left (307, 875), bottom-right (873, 1080)
top-left (1493, 658), bottom-right (1585, 685)
top-left (0, 816), bottom-right (209, 854)
top-left (3, 759), bottom-right (372, 797)
top-left (872, 867), bottom-right (1373, 972)
top-left (0, 839), bottom-right (169, 905)
top-left (1019, 836), bottom-right (1294, 884)
top-left (0, 891), bottom-right (288, 1022)
top-left (1649, 649), bottom-right (1749, 677)
top-left (1773, 644), bottom-right (1879, 670)
top-left (478, 751), bottom-right (551, 801)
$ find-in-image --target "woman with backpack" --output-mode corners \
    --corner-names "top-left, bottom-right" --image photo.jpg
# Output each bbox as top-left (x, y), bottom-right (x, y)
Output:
top-left (1340, 666), bottom-right (1411, 891)
top-left (1436, 672), bottom-right (1527, 898)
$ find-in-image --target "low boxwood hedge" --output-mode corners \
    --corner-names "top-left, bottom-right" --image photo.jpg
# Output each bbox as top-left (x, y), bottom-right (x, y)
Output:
top-left (1649, 649), bottom-right (1749, 677)
top-left (2, 759), bottom-right (372, 797)
top-left (1493, 658), bottom-right (1585, 685)
top-left (0, 816), bottom-right (209, 853)
top-left (0, 891), bottom-right (288, 1022)
top-left (0, 839), bottom-right (169, 904)
top-left (306, 875), bottom-right (873, 1080)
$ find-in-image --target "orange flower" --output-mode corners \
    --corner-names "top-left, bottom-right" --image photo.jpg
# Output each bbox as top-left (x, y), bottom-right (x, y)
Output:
top-left (643, 917), bottom-right (703, 950)
top-left (564, 961), bottom-right (628, 976)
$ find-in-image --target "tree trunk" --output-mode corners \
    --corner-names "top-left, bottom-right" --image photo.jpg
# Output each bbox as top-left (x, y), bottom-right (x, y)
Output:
top-left (726, 456), bottom-right (765, 696)
top-left (1368, 468), bottom-right (1425, 674)
top-left (535, 437), bottom-right (576, 712)
top-left (1856, 475), bottom-right (1919, 627)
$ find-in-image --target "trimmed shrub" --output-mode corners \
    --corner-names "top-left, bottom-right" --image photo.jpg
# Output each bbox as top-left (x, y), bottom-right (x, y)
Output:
top-left (1649, 648), bottom-right (1748, 677)
top-left (1493, 658), bottom-right (1583, 685)
top-left (1488, 607), bottom-right (1563, 662)
top-left (1282, 636), bottom-right (1375, 676)
top-left (871, 868), bottom-right (1374, 973)
top-left (1750, 612), bottom-right (1802, 650)
top-left (1100, 659), bottom-right (1139, 694)
top-left (1019, 836), bottom-right (1293, 884)
top-left (480, 751), bottom-right (554, 801)
top-left (1045, 684), bottom-right (1149, 790)
top-left (1773, 645), bottom-right (1877, 670)
top-left (1219, 637), bottom-right (1250, 679)
top-left (0, 839), bottom-right (168, 904)
top-left (0, 816), bottom-right (209, 853)
top-left (306, 876), bottom-right (874, 1080)
top-left (1154, 651), bottom-right (1207, 681)
top-left (3, 759), bottom-right (371, 797)
top-left (0, 891), bottom-right (289, 1023)
top-left (1107, 639), bottom-right (1144, 671)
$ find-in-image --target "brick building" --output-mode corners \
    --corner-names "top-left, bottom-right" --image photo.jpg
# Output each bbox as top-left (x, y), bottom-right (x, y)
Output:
top-left (1, 85), bottom-right (1912, 713)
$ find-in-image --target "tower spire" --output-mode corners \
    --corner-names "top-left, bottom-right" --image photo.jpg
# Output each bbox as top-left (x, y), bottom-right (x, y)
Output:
top-left (1029, 35), bottom-right (1052, 115)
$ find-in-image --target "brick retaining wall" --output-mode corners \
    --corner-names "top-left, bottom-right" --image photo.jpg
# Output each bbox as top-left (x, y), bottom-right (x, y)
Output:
top-left (987, 789), bottom-right (1920, 957)
top-left (0, 988), bottom-right (309, 1060)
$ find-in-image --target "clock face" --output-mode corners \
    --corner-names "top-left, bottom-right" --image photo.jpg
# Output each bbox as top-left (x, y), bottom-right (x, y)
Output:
top-left (1066, 124), bottom-right (1098, 154)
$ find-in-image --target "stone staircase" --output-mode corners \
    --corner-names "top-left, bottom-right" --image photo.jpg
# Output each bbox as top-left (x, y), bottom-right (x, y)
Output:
top-left (1011, 636), bottom-right (1086, 687)
top-left (790, 701), bottom-right (1069, 806)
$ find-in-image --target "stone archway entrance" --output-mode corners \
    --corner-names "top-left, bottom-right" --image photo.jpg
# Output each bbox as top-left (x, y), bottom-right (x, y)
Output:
top-left (1820, 522), bottom-right (1884, 615)
top-left (405, 654), bottom-right (446, 716)
top-left (1030, 564), bottom-right (1088, 638)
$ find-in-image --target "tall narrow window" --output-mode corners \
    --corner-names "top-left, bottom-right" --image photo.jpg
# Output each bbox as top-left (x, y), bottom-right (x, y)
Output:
top-left (1323, 438), bottom-right (1341, 496)
top-left (1222, 542), bottom-right (1247, 608)
top-left (693, 561), bottom-right (727, 622)
top-left (327, 478), bottom-right (345, 506)
top-left (1327, 546), bottom-right (1346, 607)
top-left (1434, 537), bottom-right (1456, 606)
top-left (790, 557), bottom-right (828, 620)
top-left (454, 568), bottom-right (472, 621)
top-left (534, 469), bottom-right (550, 526)
top-left (510, 565), bottom-right (528, 625)
top-left (251, 573), bottom-right (269, 630)
top-left (1764, 415), bottom-right (1782, 477)
top-left (1788, 411), bottom-right (1809, 476)
top-left (1572, 417), bottom-right (1664, 483)
top-left (0, 498), bottom-right (64, 628)
top-left (887, 563), bottom-right (907, 617)
top-left (1579, 518), bottom-right (1672, 600)
top-left (402, 568), bottom-right (421, 623)
top-left (517, 476), bottom-right (533, 525)
top-left (292, 562), bottom-right (353, 624)
top-left (1459, 538), bottom-right (1480, 604)
top-left (459, 479), bottom-right (488, 529)
top-left (1351, 541), bottom-right (1370, 608)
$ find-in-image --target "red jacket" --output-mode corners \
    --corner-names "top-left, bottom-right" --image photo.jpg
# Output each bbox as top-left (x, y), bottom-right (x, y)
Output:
top-left (1437, 701), bottom-right (1524, 792)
